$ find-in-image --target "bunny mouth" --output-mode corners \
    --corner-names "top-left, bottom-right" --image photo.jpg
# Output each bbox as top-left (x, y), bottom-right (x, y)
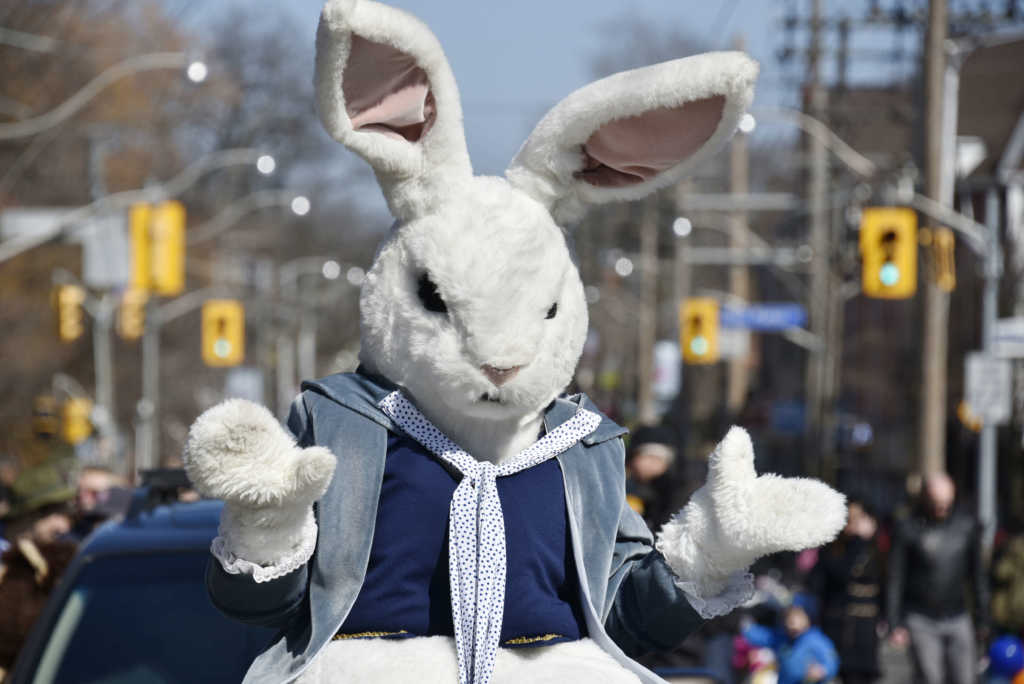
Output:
top-left (479, 392), bottom-right (504, 404)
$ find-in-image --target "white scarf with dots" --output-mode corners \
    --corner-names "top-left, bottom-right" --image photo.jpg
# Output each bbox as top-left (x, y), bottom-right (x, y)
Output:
top-left (379, 391), bottom-right (602, 684)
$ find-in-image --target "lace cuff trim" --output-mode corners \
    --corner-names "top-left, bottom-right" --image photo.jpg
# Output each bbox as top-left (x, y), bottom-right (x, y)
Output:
top-left (676, 570), bottom-right (755, 619)
top-left (211, 515), bottom-right (318, 584)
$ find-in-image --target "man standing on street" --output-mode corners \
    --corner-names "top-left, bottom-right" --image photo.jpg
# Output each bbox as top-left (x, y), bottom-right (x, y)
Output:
top-left (887, 472), bottom-right (989, 684)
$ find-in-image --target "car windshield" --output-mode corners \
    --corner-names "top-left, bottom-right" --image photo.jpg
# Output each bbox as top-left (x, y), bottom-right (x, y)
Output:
top-left (30, 550), bottom-right (272, 684)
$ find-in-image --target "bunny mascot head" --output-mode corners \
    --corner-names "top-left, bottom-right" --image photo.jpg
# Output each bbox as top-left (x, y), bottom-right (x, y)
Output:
top-left (314, 0), bottom-right (757, 461)
top-left (187, 2), bottom-right (846, 683)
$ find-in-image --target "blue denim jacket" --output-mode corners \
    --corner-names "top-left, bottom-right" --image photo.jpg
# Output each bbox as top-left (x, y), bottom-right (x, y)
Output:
top-left (206, 371), bottom-right (703, 684)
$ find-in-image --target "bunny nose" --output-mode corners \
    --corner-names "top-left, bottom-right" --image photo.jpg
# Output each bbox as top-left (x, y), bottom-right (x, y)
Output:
top-left (481, 364), bottom-right (523, 386)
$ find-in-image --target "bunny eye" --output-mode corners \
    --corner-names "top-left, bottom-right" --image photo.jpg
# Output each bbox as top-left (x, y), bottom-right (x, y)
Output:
top-left (417, 273), bottom-right (448, 314)
top-left (545, 302), bottom-right (558, 319)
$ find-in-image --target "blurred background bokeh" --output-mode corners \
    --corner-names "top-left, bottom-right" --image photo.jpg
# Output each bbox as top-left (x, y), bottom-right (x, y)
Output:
top-left (3, 1), bottom-right (1024, 682)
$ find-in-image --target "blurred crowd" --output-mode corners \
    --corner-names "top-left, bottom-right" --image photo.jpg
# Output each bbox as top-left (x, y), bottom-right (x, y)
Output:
top-left (3, 410), bottom-right (1024, 682)
top-left (626, 426), bottom-right (1024, 684)
top-left (0, 402), bottom-right (131, 676)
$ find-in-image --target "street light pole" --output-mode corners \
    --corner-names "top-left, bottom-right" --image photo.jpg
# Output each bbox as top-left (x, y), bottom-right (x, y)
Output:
top-left (0, 147), bottom-right (271, 264)
top-left (805, 0), bottom-right (831, 478)
top-left (0, 52), bottom-right (202, 140)
top-left (636, 200), bottom-right (659, 424)
top-left (979, 188), bottom-right (1003, 556)
top-left (92, 292), bottom-right (116, 446)
top-left (137, 297), bottom-right (161, 474)
top-left (728, 43), bottom-right (752, 417)
top-left (919, 0), bottom-right (951, 477)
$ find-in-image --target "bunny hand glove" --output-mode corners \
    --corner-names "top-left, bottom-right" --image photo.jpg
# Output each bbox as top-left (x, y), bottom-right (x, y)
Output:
top-left (656, 427), bottom-right (847, 618)
top-left (183, 399), bottom-right (336, 583)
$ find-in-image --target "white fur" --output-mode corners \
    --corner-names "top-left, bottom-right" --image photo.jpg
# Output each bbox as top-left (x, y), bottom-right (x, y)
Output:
top-left (296, 636), bottom-right (641, 684)
top-left (316, 0), bottom-right (473, 221)
top-left (358, 177), bottom-right (588, 463)
top-left (314, 1), bottom-right (757, 463)
top-left (183, 399), bottom-right (335, 567)
top-left (655, 427), bottom-right (847, 597)
top-left (507, 51), bottom-right (758, 225)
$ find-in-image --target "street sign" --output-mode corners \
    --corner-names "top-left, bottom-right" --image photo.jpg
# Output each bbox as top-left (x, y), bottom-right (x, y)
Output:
top-left (994, 317), bottom-right (1024, 359)
top-left (721, 303), bottom-right (807, 331)
top-left (79, 212), bottom-right (131, 289)
top-left (965, 352), bottom-right (1012, 425)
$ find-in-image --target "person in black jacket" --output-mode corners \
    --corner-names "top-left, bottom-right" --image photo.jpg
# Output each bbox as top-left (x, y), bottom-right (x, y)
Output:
top-left (886, 472), bottom-right (988, 684)
top-left (811, 498), bottom-right (884, 684)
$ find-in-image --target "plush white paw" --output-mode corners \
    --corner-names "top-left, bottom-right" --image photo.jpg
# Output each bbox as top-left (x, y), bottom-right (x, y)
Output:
top-left (706, 426), bottom-right (847, 554)
top-left (183, 398), bottom-right (336, 507)
top-left (657, 426), bottom-right (846, 601)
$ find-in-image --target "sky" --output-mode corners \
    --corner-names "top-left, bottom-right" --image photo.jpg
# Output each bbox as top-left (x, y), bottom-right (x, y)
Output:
top-left (181, 1), bottom-right (926, 177)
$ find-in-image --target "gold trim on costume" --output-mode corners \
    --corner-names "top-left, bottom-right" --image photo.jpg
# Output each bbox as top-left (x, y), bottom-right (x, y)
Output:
top-left (502, 633), bottom-right (564, 646)
top-left (333, 630), bottom-right (409, 641)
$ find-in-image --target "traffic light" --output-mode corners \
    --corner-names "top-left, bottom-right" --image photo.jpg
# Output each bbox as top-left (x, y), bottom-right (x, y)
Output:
top-left (859, 207), bottom-right (917, 299)
top-left (150, 200), bottom-right (185, 296)
top-left (130, 203), bottom-right (152, 292)
top-left (118, 288), bottom-right (148, 340)
top-left (33, 395), bottom-right (60, 438)
top-left (202, 299), bottom-right (245, 367)
top-left (681, 298), bottom-right (719, 364)
top-left (61, 397), bottom-right (93, 445)
top-left (933, 227), bottom-right (956, 293)
top-left (55, 284), bottom-right (86, 342)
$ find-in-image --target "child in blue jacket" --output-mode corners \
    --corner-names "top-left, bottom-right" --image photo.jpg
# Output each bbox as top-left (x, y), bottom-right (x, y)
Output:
top-left (743, 594), bottom-right (839, 684)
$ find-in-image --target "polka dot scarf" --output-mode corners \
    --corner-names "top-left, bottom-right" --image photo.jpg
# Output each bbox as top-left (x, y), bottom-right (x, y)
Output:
top-left (379, 391), bottom-right (601, 684)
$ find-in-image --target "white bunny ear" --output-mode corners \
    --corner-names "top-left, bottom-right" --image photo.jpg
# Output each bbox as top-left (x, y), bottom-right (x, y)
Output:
top-left (506, 52), bottom-right (758, 225)
top-left (315, 0), bottom-right (472, 219)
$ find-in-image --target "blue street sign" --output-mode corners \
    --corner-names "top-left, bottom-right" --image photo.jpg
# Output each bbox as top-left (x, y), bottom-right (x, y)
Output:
top-left (720, 303), bottom-right (807, 331)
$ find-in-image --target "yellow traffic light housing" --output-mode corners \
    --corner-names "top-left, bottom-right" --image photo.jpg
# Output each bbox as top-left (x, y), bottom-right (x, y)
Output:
top-left (61, 397), bottom-right (93, 445)
top-left (933, 227), bottom-right (956, 293)
top-left (150, 201), bottom-right (185, 296)
top-left (32, 395), bottom-right (60, 438)
top-left (118, 288), bottom-right (148, 341)
top-left (130, 203), bottom-right (152, 292)
top-left (681, 298), bottom-right (719, 364)
top-left (202, 299), bottom-right (245, 367)
top-left (55, 284), bottom-right (86, 342)
top-left (859, 207), bottom-right (917, 299)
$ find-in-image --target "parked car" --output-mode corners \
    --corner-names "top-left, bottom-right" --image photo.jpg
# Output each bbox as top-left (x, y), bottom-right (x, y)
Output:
top-left (7, 470), bottom-right (273, 684)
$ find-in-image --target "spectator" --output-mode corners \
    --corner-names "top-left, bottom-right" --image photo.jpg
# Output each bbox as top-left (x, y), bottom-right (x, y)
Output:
top-left (811, 498), bottom-right (883, 684)
top-left (0, 458), bottom-right (79, 674)
top-left (742, 593), bottom-right (839, 684)
top-left (624, 424), bottom-right (676, 527)
top-left (68, 466), bottom-right (131, 540)
top-left (991, 522), bottom-right (1024, 634)
top-left (887, 471), bottom-right (988, 684)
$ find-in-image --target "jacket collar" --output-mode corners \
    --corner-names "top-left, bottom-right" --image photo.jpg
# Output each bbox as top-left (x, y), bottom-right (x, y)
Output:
top-left (544, 394), bottom-right (627, 446)
top-left (303, 369), bottom-right (627, 446)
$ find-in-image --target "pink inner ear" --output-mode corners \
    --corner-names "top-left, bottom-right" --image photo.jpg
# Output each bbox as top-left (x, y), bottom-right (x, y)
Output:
top-left (343, 35), bottom-right (435, 143)
top-left (576, 95), bottom-right (727, 187)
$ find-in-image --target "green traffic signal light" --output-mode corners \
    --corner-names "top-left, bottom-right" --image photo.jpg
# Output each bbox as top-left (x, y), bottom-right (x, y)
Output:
top-left (690, 335), bottom-right (709, 356)
top-left (879, 262), bottom-right (900, 286)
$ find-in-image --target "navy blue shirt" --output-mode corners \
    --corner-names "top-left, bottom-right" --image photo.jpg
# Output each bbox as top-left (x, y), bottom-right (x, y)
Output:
top-left (337, 433), bottom-right (587, 647)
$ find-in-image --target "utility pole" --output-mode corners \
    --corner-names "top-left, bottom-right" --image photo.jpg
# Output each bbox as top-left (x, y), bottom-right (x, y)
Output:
top-left (980, 188), bottom-right (1003, 555)
top-left (920, 0), bottom-right (950, 476)
top-left (636, 199), bottom-right (659, 424)
top-left (805, 0), bottom-right (831, 478)
top-left (727, 35), bottom-right (752, 417)
top-left (91, 292), bottom-right (117, 457)
top-left (136, 297), bottom-right (160, 474)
